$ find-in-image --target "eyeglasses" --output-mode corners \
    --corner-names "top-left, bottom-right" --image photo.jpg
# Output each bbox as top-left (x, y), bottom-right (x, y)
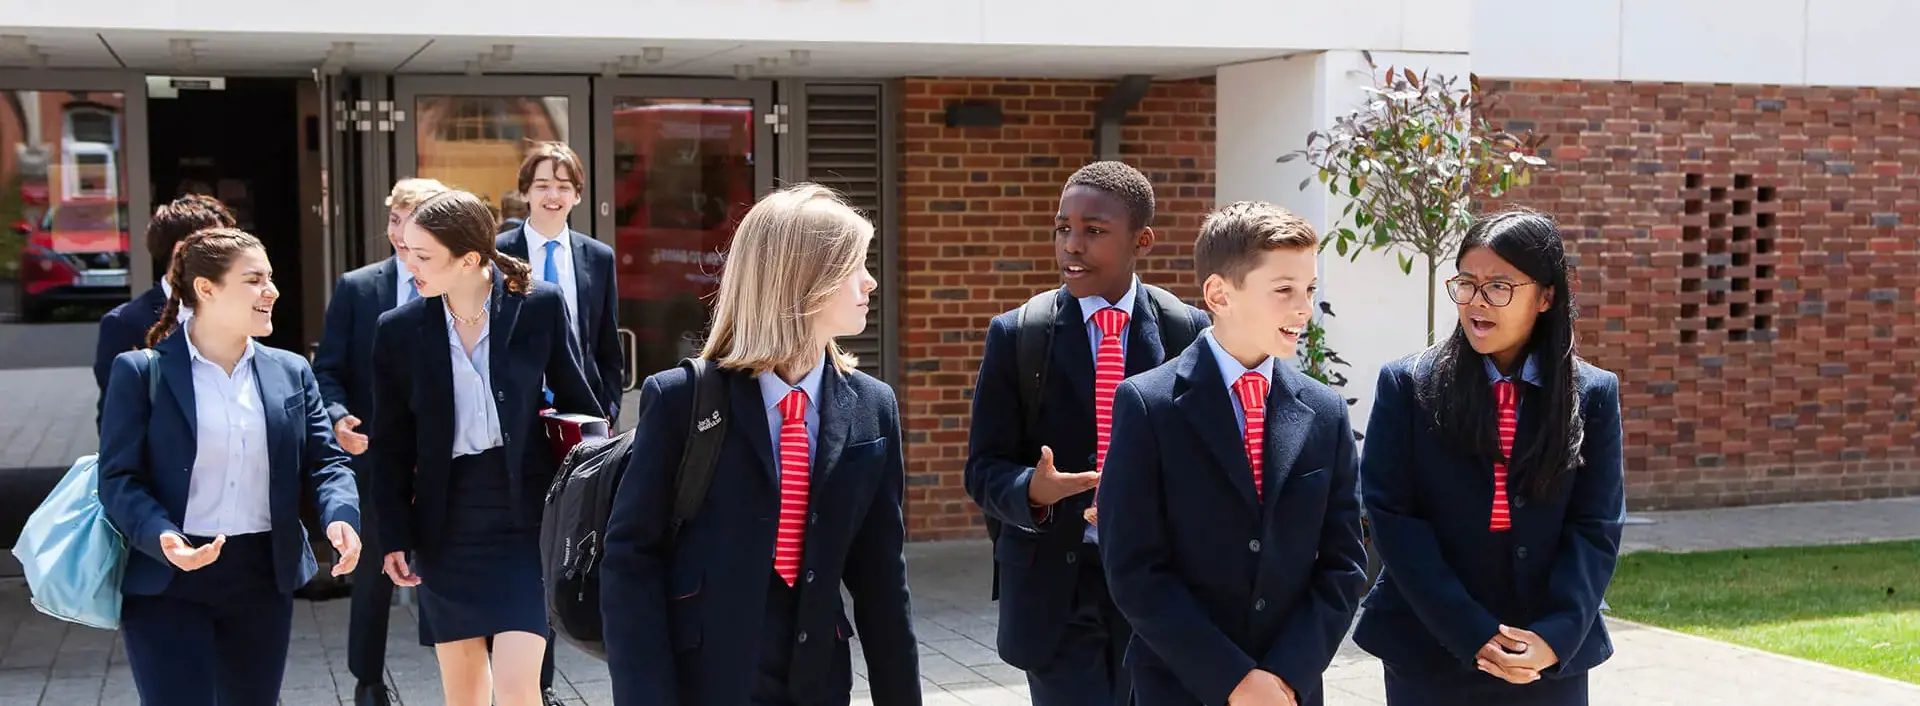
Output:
top-left (1446, 277), bottom-right (1536, 307)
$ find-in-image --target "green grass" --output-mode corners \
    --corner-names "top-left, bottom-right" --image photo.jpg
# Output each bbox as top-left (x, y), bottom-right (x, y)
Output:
top-left (1605, 540), bottom-right (1920, 684)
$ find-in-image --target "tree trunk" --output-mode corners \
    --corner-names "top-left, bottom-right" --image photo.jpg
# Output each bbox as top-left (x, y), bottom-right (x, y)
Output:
top-left (1426, 252), bottom-right (1438, 346)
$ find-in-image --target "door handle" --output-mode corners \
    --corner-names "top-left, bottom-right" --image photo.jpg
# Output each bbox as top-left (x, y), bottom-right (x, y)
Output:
top-left (618, 327), bottom-right (639, 392)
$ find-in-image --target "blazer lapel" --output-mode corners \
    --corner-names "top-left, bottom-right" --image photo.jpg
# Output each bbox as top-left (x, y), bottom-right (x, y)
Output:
top-left (372, 258), bottom-right (398, 315)
top-left (728, 370), bottom-right (780, 486)
top-left (254, 353), bottom-right (296, 489)
top-left (1171, 346), bottom-right (1259, 507)
top-left (1125, 283), bottom-right (1167, 376)
top-left (569, 230), bottom-right (594, 332)
top-left (1051, 291), bottom-right (1095, 417)
top-left (499, 226), bottom-right (529, 262)
top-left (1260, 367), bottom-right (1315, 510)
top-left (156, 332), bottom-right (197, 438)
top-left (419, 298), bottom-right (456, 457)
top-left (488, 268), bottom-right (522, 408)
top-left (810, 366), bottom-right (856, 487)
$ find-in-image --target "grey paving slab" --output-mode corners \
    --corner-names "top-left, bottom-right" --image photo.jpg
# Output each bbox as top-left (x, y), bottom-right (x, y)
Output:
top-left (1, 497), bottom-right (1918, 704)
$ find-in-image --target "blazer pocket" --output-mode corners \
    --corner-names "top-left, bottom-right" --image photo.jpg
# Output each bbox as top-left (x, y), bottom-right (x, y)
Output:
top-left (845, 437), bottom-right (887, 458)
top-left (284, 396), bottom-right (305, 414)
top-left (669, 573), bottom-right (703, 650)
top-left (1295, 466), bottom-right (1327, 479)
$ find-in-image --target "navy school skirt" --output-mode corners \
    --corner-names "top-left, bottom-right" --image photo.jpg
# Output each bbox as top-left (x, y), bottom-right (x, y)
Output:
top-left (1384, 662), bottom-right (1589, 706)
top-left (412, 447), bottom-right (550, 646)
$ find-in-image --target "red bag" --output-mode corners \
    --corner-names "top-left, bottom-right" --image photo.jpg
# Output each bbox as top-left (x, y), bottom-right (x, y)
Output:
top-left (542, 411), bottom-right (610, 466)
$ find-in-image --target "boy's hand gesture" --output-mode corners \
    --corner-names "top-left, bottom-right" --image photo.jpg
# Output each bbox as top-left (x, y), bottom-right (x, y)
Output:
top-left (1026, 445), bottom-right (1100, 507)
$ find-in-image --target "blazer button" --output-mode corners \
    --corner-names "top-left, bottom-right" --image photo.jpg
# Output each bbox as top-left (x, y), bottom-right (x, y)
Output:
top-left (1066, 551), bottom-right (1078, 565)
top-left (504, 433), bottom-right (512, 443)
top-left (796, 631), bottom-right (809, 644)
top-left (809, 512), bottom-right (818, 525)
top-left (1516, 546), bottom-right (1530, 560)
top-left (1513, 496), bottom-right (1527, 509)
top-left (1086, 453), bottom-right (1097, 467)
top-left (496, 390), bottom-right (505, 402)
top-left (805, 570), bottom-right (815, 584)
top-left (1248, 539), bottom-right (1262, 552)
top-left (1254, 598), bottom-right (1267, 612)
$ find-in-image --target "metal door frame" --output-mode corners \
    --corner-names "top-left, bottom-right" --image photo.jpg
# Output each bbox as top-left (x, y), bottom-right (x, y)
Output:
top-left (391, 75), bottom-right (593, 234)
top-left (589, 77), bottom-right (776, 241)
top-left (0, 70), bottom-right (153, 291)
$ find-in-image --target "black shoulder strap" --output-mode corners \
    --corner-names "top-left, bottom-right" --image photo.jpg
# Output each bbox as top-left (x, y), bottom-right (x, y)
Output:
top-left (667, 357), bottom-right (729, 544)
top-left (143, 348), bottom-right (162, 406)
top-left (1015, 290), bottom-right (1062, 436)
top-left (1143, 284), bottom-right (1201, 357)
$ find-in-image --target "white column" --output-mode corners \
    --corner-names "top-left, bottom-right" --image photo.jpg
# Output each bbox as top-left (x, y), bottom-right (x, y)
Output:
top-left (1216, 50), bottom-right (1469, 441)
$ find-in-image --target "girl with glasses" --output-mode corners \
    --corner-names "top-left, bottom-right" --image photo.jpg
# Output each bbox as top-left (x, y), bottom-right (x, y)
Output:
top-left (1352, 210), bottom-right (1626, 706)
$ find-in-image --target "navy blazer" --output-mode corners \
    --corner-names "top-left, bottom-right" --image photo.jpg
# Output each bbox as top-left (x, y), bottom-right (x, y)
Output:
top-left (1097, 342), bottom-right (1366, 706)
top-left (365, 275), bottom-right (601, 554)
top-left (98, 331), bottom-right (361, 597)
top-left (601, 363), bottom-right (921, 706)
top-left (313, 257), bottom-right (403, 430)
top-left (964, 283), bottom-right (1208, 669)
top-left (93, 284), bottom-right (169, 428)
top-left (1353, 355), bottom-right (1624, 680)
top-left (498, 226), bottom-right (623, 420)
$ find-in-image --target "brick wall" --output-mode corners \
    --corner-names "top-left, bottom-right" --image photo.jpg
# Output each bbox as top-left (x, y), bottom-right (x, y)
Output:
top-left (1483, 79), bottom-right (1920, 509)
top-left (896, 77), bottom-right (1216, 540)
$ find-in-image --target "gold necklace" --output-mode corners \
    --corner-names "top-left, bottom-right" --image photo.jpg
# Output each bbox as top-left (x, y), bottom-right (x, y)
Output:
top-left (448, 300), bottom-right (487, 326)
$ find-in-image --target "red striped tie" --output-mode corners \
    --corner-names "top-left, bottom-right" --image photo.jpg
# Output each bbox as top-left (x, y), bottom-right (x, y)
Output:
top-left (1490, 380), bottom-right (1517, 532)
top-left (1232, 372), bottom-right (1269, 500)
top-left (1091, 308), bottom-right (1130, 472)
top-left (775, 389), bottom-right (811, 585)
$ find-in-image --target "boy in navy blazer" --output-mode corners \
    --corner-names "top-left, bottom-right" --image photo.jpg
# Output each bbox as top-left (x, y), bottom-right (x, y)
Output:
top-left (496, 141), bottom-right (623, 423)
top-left (93, 194), bottom-right (235, 429)
top-left (965, 161), bottom-right (1208, 706)
top-left (1098, 202), bottom-right (1366, 706)
top-left (311, 177), bottom-right (444, 706)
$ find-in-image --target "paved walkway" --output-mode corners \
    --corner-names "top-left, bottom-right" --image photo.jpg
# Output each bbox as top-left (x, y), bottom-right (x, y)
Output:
top-left (2, 498), bottom-right (1916, 705)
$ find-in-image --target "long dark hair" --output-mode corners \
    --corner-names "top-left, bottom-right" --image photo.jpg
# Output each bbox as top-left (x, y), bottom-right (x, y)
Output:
top-left (1415, 209), bottom-right (1585, 497)
top-left (410, 189), bottom-right (532, 294)
top-left (146, 228), bottom-right (266, 347)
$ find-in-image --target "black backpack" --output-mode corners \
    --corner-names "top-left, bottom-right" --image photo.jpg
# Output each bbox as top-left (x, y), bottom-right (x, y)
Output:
top-left (982, 285), bottom-right (1201, 599)
top-left (541, 357), bottom-right (730, 660)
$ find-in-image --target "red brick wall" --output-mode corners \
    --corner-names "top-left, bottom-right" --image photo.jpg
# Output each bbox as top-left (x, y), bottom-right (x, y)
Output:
top-left (1482, 79), bottom-right (1920, 509)
top-left (896, 78), bottom-right (1216, 540)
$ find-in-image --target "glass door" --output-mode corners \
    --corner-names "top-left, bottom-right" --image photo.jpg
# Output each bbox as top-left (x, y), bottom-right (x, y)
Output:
top-left (392, 76), bottom-right (591, 233)
top-left (0, 70), bottom-right (149, 544)
top-left (592, 79), bottom-right (774, 428)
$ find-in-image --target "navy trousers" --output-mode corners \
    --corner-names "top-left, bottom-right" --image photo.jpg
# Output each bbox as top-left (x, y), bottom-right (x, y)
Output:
top-left (1384, 663), bottom-right (1589, 706)
top-left (121, 533), bottom-right (294, 706)
top-left (1029, 545), bottom-right (1132, 706)
top-left (347, 458), bottom-right (395, 687)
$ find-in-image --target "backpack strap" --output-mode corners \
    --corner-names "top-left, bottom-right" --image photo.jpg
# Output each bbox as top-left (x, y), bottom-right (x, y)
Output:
top-left (1014, 290), bottom-right (1063, 437)
top-left (1142, 284), bottom-right (1201, 357)
top-left (666, 357), bottom-right (729, 544)
top-left (142, 348), bottom-right (162, 406)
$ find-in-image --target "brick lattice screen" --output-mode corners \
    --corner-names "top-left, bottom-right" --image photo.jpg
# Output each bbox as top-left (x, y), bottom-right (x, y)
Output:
top-left (1483, 79), bottom-right (1920, 509)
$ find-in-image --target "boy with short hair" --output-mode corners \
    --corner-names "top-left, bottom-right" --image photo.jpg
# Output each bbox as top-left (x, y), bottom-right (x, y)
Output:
top-left (1098, 201), bottom-right (1366, 706)
top-left (965, 160), bottom-right (1209, 705)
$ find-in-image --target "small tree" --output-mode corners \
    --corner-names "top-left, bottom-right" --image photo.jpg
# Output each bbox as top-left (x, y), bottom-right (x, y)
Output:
top-left (1280, 52), bottom-right (1548, 344)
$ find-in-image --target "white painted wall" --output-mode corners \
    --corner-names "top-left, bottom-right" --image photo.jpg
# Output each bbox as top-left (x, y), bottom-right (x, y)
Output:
top-left (1473, 0), bottom-right (1920, 88)
top-left (1217, 50), bottom-right (1465, 441)
top-left (7, 0), bottom-right (1469, 53)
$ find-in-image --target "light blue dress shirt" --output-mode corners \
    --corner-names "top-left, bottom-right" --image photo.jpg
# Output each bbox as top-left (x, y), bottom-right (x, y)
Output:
top-left (180, 329), bottom-right (272, 537)
top-left (755, 352), bottom-right (827, 476)
top-left (445, 305), bottom-right (504, 457)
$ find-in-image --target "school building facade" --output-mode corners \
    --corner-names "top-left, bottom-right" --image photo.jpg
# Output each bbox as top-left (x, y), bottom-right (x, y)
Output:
top-left (2, 0), bottom-right (1913, 542)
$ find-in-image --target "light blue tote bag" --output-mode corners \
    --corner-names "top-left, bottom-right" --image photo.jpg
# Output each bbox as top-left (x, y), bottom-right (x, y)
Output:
top-left (10, 349), bottom-right (159, 630)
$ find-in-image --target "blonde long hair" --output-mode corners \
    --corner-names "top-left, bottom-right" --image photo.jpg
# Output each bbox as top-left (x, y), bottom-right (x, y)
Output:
top-left (702, 183), bottom-right (872, 377)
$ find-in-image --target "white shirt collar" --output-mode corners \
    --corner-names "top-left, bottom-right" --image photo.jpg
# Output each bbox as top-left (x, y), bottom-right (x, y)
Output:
top-left (1077, 274), bottom-right (1140, 323)
top-left (160, 277), bottom-right (172, 298)
top-left (1201, 327), bottom-right (1273, 391)
top-left (524, 220), bottom-right (571, 249)
top-left (181, 321), bottom-right (257, 369)
top-left (756, 351), bottom-right (828, 414)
